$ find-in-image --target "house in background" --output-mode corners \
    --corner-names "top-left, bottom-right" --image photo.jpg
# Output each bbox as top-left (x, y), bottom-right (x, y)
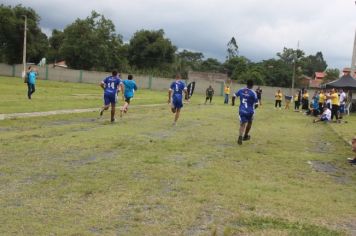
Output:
top-left (309, 72), bottom-right (325, 88)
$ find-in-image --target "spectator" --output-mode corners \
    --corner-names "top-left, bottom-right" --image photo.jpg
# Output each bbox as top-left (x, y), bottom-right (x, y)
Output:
top-left (284, 95), bottom-right (292, 109)
top-left (205, 85), bottom-right (214, 104)
top-left (318, 90), bottom-right (326, 114)
top-left (275, 89), bottom-right (283, 109)
top-left (255, 86), bottom-right (262, 106)
top-left (294, 90), bottom-right (301, 111)
top-left (224, 84), bottom-right (230, 104)
top-left (339, 88), bottom-right (347, 119)
top-left (313, 106), bottom-right (331, 123)
top-left (347, 137), bottom-right (356, 164)
top-left (325, 90), bottom-right (331, 109)
top-left (302, 89), bottom-right (309, 110)
top-left (326, 88), bottom-right (340, 122)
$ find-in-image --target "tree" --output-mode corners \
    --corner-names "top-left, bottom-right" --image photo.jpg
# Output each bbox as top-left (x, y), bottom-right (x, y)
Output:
top-left (128, 29), bottom-right (177, 70)
top-left (277, 47), bottom-right (304, 65)
top-left (223, 56), bottom-right (249, 79)
top-left (0, 4), bottom-right (48, 64)
top-left (238, 70), bottom-right (264, 85)
top-left (176, 49), bottom-right (203, 71)
top-left (60, 11), bottom-right (125, 70)
top-left (261, 59), bottom-right (293, 87)
top-left (47, 29), bottom-right (64, 62)
top-left (324, 68), bottom-right (340, 83)
top-left (226, 37), bottom-right (239, 59)
top-left (200, 58), bottom-right (222, 72)
top-left (300, 52), bottom-right (328, 77)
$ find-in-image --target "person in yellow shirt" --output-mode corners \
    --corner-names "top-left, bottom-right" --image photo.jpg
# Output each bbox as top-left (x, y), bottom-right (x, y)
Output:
top-left (326, 88), bottom-right (339, 121)
top-left (302, 89), bottom-right (309, 110)
top-left (318, 90), bottom-right (326, 113)
top-left (294, 89), bottom-right (301, 111)
top-left (224, 84), bottom-right (230, 104)
top-left (275, 89), bottom-right (283, 109)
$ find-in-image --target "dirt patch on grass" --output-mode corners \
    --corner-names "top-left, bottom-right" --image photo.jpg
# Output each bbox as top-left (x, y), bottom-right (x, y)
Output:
top-left (307, 141), bottom-right (333, 154)
top-left (46, 117), bottom-right (98, 126)
top-left (69, 156), bottom-right (97, 166)
top-left (184, 206), bottom-right (235, 236)
top-left (308, 161), bottom-right (351, 184)
top-left (308, 161), bottom-right (339, 173)
top-left (67, 150), bottom-right (118, 167)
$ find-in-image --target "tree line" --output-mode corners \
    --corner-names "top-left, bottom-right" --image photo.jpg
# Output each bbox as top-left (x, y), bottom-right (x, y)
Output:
top-left (0, 4), bottom-right (340, 87)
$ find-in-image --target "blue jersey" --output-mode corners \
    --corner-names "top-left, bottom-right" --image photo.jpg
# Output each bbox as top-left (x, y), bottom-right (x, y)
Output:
top-left (234, 87), bottom-right (258, 115)
top-left (102, 76), bottom-right (121, 95)
top-left (170, 80), bottom-right (186, 98)
top-left (312, 95), bottom-right (319, 110)
top-left (123, 80), bottom-right (137, 98)
top-left (28, 71), bottom-right (37, 84)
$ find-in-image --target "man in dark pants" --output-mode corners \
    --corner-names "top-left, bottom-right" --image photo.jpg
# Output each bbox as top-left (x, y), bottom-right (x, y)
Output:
top-left (327, 88), bottom-right (339, 122)
top-left (205, 85), bottom-right (214, 104)
top-left (27, 67), bottom-right (37, 99)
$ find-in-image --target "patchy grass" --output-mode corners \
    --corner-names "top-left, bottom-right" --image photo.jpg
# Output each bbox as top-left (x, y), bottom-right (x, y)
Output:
top-left (0, 76), bottom-right (166, 114)
top-left (0, 78), bottom-right (356, 235)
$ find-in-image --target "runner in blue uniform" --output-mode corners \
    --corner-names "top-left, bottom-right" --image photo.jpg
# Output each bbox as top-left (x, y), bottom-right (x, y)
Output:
top-left (232, 79), bottom-right (258, 145)
top-left (99, 70), bottom-right (123, 122)
top-left (168, 74), bottom-right (188, 126)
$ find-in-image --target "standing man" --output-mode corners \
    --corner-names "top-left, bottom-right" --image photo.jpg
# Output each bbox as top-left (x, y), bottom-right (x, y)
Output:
top-left (224, 83), bottom-right (230, 104)
top-left (120, 74), bottom-right (138, 117)
top-left (99, 70), bottom-right (123, 122)
top-left (275, 89), bottom-right (283, 109)
top-left (255, 86), bottom-right (262, 106)
top-left (232, 79), bottom-right (258, 145)
top-left (205, 85), bottom-right (214, 104)
top-left (168, 74), bottom-right (188, 126)
top-left (327, 88), bottom-right (340, 122)
top-left (27, 66), bottom-right (38, 99)
top-left (339, 88), bottom-right (347, 119)
top-left (318, 90), bottom-right (326, 114)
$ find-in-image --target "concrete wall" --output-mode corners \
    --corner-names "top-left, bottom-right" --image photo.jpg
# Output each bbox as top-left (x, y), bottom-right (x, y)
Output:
top-left (0, 63), bottom-right (314, 101)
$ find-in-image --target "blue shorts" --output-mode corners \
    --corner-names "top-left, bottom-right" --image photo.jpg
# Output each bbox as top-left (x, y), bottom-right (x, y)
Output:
top-left (172, 96), bottom-right (183, 109)
top-left (104, 93), bottom-right (116, 106)
top-left (239, 113), bottom-right (254, 123)
top-left (339, 104), bottom-right (345, 113)
top-left (320, 116), bottom-right (329, 122)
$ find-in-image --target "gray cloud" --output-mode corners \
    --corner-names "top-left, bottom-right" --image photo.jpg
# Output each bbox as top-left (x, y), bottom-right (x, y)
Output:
top-left (3, 0), bottom-right (355, 68)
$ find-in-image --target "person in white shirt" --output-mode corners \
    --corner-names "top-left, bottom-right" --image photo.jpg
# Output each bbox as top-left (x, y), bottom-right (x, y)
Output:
top-left (313, 107), bottom-right (331, 123)
top-left (338, 89), bottom-right (347, 118)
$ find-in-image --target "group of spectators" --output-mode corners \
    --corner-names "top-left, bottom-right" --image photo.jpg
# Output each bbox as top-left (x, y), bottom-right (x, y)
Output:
top-left (271, 86), bottom-right (349, 123)
top-left (296, 88), bottom-right (349, 123)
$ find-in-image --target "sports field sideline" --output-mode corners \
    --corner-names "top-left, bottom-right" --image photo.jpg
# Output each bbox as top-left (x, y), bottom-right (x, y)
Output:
top-left (0, 76), bottom-right (355, 235)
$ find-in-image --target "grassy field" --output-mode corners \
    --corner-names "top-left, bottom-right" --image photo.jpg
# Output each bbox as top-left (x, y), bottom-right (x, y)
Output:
top-left (0, 76), bottom-right (356, 235)
top-left (0, 77), bottom-right (166, 114)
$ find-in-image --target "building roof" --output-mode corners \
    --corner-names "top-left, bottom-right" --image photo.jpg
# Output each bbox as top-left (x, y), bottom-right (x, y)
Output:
top-left (324, 74), bottom-right (356, 89)
top-left (315, 72), bottom-right (325, 79)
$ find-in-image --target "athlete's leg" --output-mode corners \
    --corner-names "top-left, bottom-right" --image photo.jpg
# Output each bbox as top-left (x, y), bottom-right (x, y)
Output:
top-left (244, 121), bottom-right (253, 137)
top-left (238, 122), bottom-right (247, 145)
top-left (31, 84), bottom-right (35, 96)
top-left (27, 83), bottom-right (31, 99)
top-left (110, 103), bottom-right (116, 122)
top-left (174, 108), bottom-right (181, 123)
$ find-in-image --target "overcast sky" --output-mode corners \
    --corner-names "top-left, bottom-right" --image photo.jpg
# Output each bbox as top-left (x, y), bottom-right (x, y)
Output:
top-left (3, 0), bottom-right (356, 69)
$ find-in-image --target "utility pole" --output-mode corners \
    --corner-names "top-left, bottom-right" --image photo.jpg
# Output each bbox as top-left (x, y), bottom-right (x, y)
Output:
top-left (291, 41), bottom-right (299, 96)
top-left (22, 15), bottom-right (27, 79)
